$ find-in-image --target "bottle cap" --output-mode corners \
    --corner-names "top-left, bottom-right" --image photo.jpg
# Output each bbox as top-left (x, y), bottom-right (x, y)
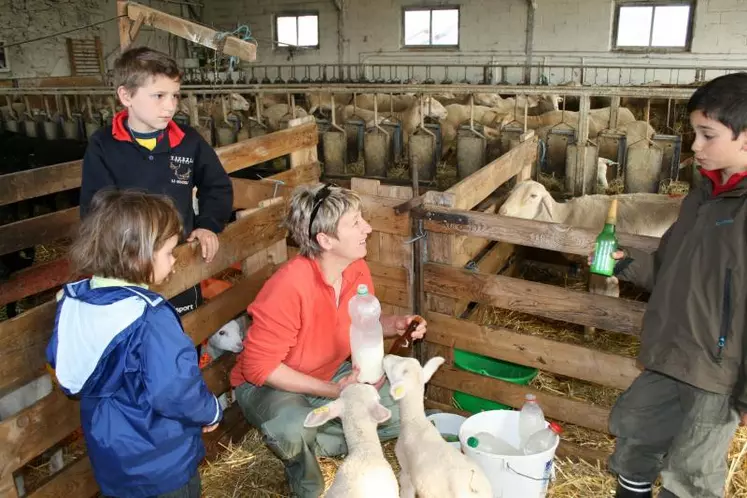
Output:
top-left (549, 422), bottom-right (563, 435)
top-left (467, 436), bottom-right (478, 448)
top-left (356, 284), bottom-right (368, 295)
top-left (525, 393), bottom-right (537, 402)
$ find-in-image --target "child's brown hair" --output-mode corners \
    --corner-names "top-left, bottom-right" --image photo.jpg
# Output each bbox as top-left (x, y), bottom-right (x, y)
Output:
top-left (71, 189), bottom-right (183, 284)
top-left (113, 46), bottom-right (182, 94)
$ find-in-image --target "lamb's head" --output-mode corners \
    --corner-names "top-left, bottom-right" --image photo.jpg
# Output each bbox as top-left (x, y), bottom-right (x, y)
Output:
top-left (498, 180), bottom-right (555, 221)
top-left (303, 383), bottom-right (391, 428)
top-left (208, 315), bottom-right (248, 354)
top-left (422, 97), bottom-right (448, 121)
top-left (229, 93), bottom-right (251, 111)
top-left (383, 355), bottom-right (445, 401)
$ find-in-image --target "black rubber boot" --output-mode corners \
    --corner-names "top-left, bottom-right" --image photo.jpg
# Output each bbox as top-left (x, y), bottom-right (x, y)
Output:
top-left (615, 476), bottom-right (653, 498)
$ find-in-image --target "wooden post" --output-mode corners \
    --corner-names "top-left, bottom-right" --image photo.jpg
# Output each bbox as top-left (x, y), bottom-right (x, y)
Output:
top-left (117, 1), bottom-right (132, 51)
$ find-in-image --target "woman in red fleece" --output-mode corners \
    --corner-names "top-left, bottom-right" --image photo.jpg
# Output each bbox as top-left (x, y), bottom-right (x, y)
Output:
top-left (230, 183), bottom-right (427, 498)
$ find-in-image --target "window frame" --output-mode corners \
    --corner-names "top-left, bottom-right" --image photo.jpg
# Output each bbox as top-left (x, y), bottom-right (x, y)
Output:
top-left (274, 11), bottom-right (320, 50)
top-left (611, 0), bottom-right (695, 52)
top-left (401, 6), bottom-right (460, 49)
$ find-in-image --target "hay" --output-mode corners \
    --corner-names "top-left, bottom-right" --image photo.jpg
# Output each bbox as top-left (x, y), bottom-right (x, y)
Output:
top-left (605, 176), bottom-right (625, 194)
top-left (658, 179), bottom-right (690, 196)
top-left (34, 238), bottom-right (71, 265)
top-left (538, 172), bottom-right (565, 193)
top-left (200, 429), bottom-right (401, 498)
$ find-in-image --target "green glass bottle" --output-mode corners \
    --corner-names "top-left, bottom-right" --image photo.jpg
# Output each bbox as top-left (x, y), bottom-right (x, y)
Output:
top-left (590, 198), bottom-right (618, 277)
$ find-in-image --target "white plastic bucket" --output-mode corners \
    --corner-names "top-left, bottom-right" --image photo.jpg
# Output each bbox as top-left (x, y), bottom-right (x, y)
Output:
top-left (459, 410), bottom-right (558, 498)
top-left (426, 412), bottom-right (466, 450)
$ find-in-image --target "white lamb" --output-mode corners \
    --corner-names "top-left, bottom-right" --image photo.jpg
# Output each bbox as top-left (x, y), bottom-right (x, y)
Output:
top-left (303, 383), bottom-right (399, 498)
top-left (202, 314), bottom-right (249, 409)
top-left (383, 355), bottom-right (493, 498)
top-left (498, 180), bottom-right (682, 238)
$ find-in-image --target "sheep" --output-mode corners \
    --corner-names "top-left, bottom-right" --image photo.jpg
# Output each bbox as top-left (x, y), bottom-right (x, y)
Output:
top-left (597, 157), bottom-right (618, 192)
top-left (498, 180), bottom-right (682, 238)
top-left (200, 314), bottom-right (250, 409)
top-left (383, 354), bottom-right (493, 498)
top-left (303, 383), bottom-right (399, 498)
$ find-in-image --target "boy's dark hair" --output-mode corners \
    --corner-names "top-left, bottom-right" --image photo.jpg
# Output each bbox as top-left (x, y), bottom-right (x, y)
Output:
top-left (687, 72), bottom-right (747, 139)
top-left (70, 189), bottom-right (183, 284)
top-left (113, 46), bottom-right (181, 93)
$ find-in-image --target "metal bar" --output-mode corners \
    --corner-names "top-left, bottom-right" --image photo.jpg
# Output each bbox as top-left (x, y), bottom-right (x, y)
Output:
top-left (0, 83), bottom-right (700, 99)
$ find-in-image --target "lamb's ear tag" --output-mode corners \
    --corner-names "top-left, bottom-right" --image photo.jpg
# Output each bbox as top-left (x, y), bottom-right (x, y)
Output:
top-left (313, 406), bottom-right (329, 414)
top-left (394, 386), bottom-right (404, 398)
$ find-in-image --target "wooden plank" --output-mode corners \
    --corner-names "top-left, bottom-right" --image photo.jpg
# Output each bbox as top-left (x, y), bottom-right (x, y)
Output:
top-left (445, 136), bottom-right (538, 210)
top-left (425, 312), bottom-right (639, 390)
top-left (453, 240), bottom-right (516, 318)
top-left (26, 358), bottom-right (244, 498)
top-left (0, 124), bottom-right (317, 206)
top-left (423, 400), bottom-right (610, 464)
top-left (0, 352), bottom-right (236, 481)
top-left (29, 456), bottom-right (98, 498)
top-left (0, 208), bottom-right (78, 257)
top-left (126, 2), bottom-right (257, 61)
top-left (182, 267), bottom-right (275, 346)
top-left (117, 0), bottom-right (131, 50)
top-left (0, 301), bottom-right (56, 394)
top-left (419, 205), bottom-right (661, 255)
top-left (222, 123), bottom-right (318, 175)
top-left (236, 199), bottom-right (289, 278)
top-left (429, 364), bottom-right (611, 434)
top-left (352, 179), bottom-right (382, 263)
top-left (152, 202), bottom-right (287, 298)
top-left (424, 263), bottom-right (644, 335)
top-left (0, 258), bottom-right (71, 307)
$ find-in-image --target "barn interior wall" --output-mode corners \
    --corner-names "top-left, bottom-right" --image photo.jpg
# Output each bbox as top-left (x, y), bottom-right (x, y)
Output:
top-left (0, 0), bottom-right (745, 81)
top-left (0, 0), bottom-right (186, 81)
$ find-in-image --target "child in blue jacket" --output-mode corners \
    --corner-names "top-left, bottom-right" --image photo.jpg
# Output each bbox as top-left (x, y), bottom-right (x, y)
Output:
top-left (47, 189), bottom-right (222, 498)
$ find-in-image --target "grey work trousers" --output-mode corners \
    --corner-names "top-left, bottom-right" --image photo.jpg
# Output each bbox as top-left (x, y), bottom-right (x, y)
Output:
top-left (609, 370), bottom-right (740, 498)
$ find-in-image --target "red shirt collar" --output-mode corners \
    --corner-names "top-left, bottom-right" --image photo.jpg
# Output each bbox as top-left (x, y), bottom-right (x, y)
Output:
top-left (111, 109), bottom-right (185, 147)
top-left (699, 168), bottom-right (747, 197)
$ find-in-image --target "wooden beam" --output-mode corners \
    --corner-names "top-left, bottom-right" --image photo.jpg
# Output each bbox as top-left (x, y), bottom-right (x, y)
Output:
top-left (182, 267), bottom-right (274, 346)
top-left (128, 13), bottom-right (147, 48)
top-left (425, 312), bottom-right (639, 390)
top-left (0, 258), bottom-right (71, 307)
top-left (0, 208), bottom-right (78, 257)
top-left (266, 161), bottom-right (321, 187)
top-left (423, 400), bottom-right (610, 464)
top-left (424, 263), bottom-right (645, 335)
top-left (0, 160), bottom-right (81, 207)
top-left (0, 123), bottom-right (318, 206)
top-left (0, 352), bottom-right (236, 482)
top-left (117, 0), bottom-right (131, 51)
top-left (126, 2), bottom-right (257, 62)
top-left (429, 364), bottom-right (611, 434)
top-left (445, 136), bottom-right (538, 210)
top-left (368, 261), bottom-right (410, 309)
top-left (222, 123), bottom-right (318, 174)
top-left (418, 204), bottom-right (661, 256)
top-left (0, 206), bottom-right (283, 395)
top-left (152, 202), bottom-right (286, 298)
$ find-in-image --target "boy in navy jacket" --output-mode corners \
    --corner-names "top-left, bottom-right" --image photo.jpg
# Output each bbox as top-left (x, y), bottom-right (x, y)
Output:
top-left (80, 46), bottom-right (233, 315)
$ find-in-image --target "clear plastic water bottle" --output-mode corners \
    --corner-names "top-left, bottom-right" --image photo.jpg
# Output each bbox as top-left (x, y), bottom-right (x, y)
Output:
top-left (523, 422), bottom-right (563, 455)
top-left (348, 284), bottom-right (384, 384)
top-left (518, 393), bottom-right (546, 448)
top-left (466, 432), bottom-right (521, 456)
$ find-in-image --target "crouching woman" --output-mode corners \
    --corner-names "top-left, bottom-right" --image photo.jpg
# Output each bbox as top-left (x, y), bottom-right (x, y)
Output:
top-left (229, 183), bottom-right (427, 498)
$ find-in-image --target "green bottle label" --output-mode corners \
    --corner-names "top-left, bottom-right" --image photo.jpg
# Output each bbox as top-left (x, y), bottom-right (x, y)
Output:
top-left (591, 233), bottom-right (617, 276)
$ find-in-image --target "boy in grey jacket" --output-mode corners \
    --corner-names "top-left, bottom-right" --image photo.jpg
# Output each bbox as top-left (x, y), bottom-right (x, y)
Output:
top-left (595, 72), bottom-right (747, 498)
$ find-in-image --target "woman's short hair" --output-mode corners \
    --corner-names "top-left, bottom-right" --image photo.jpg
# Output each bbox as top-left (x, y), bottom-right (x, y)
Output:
top-left (285, 183), bottom-right (362, 257)
top-left (70, 189), bottom-right (183, 284)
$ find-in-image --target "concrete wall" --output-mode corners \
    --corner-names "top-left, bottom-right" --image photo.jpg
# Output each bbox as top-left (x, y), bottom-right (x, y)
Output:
top-left (203, 0), bottom-right (747, 84)
top-left (0, 0), bottom-right (185, 81)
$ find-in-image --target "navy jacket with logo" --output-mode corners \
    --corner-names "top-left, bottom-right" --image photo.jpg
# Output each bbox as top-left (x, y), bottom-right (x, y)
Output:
top-left (80, 111), bottom-right (233, 236)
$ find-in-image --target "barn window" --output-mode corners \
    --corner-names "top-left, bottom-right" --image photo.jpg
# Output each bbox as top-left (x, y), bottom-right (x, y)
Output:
top-left (403, 7), bottom-right (459, 47)
top-left (275, 13), bottom-right (319, 49)
top-left (613, 1), bottom-right (693, 50)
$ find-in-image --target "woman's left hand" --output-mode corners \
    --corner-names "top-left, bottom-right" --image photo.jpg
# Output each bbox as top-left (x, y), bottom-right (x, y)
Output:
top-left (394, 315), bottom-right (427, 339)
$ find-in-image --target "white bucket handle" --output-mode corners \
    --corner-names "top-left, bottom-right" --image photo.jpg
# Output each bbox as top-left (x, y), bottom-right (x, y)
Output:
top-left (505, 462), bottom-right (553, 482)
